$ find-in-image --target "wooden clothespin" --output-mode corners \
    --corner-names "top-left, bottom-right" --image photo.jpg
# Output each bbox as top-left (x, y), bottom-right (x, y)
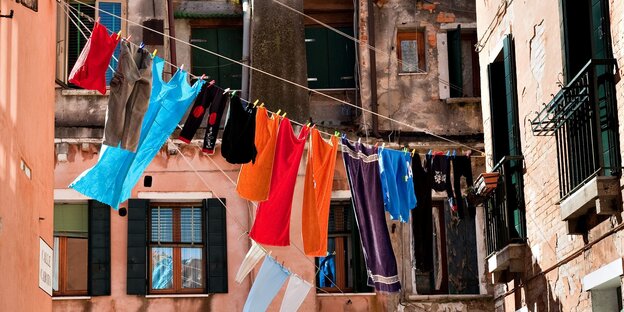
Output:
top-left (276, 109), bottom-right (282, 116)
top-left (151, 49), bottom-right (158, 59)
top-left (180, 64), bottom-right (185, 71)
top-left (411, 149), bottom-right (416, 157)
top-left (259, 102), bottom-right (265, 108)
top-left (282, 112), bottom-right (287, 118)
top-left (223, 88), bottom-right (231, 95)
top-left (200, 74), bottom-right (205, 80)
top-left (374, 142), bottom-right (379, 148)
top-left (116, 30), bottom-right (122, 40)
top-left (253, 99), bottom-right (259, 107)
top-left (382, 142), bottom-right (386, 149)
top-left (125, 34), bottom-right (132, 42)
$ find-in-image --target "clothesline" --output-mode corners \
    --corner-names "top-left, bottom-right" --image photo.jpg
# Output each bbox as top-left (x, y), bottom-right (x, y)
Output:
top-left (63, 0), bottom-right (485, 156)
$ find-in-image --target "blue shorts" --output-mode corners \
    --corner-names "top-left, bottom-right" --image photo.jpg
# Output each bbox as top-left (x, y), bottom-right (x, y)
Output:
top-left (378, 148), bottom-right (417, 222)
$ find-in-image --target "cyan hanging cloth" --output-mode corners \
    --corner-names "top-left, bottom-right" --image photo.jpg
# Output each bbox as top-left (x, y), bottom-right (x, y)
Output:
top-left (243, 256), bottom-right (289, 312)
top-left (70, 57), bottom-right (204, 208)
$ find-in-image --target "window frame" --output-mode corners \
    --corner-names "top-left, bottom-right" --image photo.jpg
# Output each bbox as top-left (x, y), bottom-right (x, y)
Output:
top-left (57, 0), bottom-right (126, 87)
top-left (396, 30), bottom-right (426, 73)
top-left (147, 203), bottom-right (206, 295)
top-left (52, 202), bottom-right (89, 297)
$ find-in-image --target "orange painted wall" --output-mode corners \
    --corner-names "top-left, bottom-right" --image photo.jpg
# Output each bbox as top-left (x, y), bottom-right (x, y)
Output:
top-left (0, 0), bottom-right (57, 311)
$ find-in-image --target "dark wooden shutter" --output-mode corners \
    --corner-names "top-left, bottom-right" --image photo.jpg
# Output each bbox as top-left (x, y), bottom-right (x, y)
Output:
top-left (328, 27), bottom-right (356, 89)
top-left (502, 35), bottom-right (520, 157)
top-left (191, 28), bottom-right (220, 84)
top-left (305, 27), bottom-right (330, 89)
top-left (204, 198), bottom-right (228, 293)
top-left (447, 26), bottom-right (463, 98)
top-left (88, 200), bottom-right (111, 296)
top-left (217, 28), bottom-right (244, 89)
top-left (127, 199), bottom-right (149, 295)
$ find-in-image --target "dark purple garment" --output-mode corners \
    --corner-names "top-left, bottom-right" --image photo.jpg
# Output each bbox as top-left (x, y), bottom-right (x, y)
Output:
top-left (341, 136), bottom-right (401, 293)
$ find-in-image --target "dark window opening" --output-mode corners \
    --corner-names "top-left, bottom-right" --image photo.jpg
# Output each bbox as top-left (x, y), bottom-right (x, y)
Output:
top-left (447, 27), bottom-right (480, 98)
top-left (190, 27), bottom-right (243, 89)
top-left (397, 30), bottom-right (426, 73)
top-left (305, 26), bottom-right (356, 89)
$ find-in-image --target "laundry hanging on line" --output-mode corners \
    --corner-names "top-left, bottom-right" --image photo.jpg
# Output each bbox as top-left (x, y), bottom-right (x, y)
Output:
top-left (70, 57), bottom-right (204, 209)
top-left (242, 256), bottom-right (289, 312)
top-left (68, 21), bottom-right (120, 95)
top-left (378, 147), bottom-right (417, 223)
top-left (221, 95), bottom-right (258, 164)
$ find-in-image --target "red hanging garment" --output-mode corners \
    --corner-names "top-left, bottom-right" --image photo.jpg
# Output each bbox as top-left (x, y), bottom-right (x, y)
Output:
top-left (249, 120), bottom-right (310, 246)
top-left (68, 22), bottom-right (120, 95)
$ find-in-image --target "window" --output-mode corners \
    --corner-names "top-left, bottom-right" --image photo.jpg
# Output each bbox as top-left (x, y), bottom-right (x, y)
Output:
top-left (397, 30), bottom-right (425, 73)
top-left (316, 201), bottom-right (371, 293)
top-left (53, 204), bottom-right (89, 296)
top-left (446, 28), bottom-right (480, 98)
top-left (190, 28), bottom-right (243, 89)
top-left (149, 205), bottom-right (204, 293)
top-left (126, 198), bottom-right (228, 295)
top-left (56, 0), bottom-right (123, 86)
top-left (52, 200), bottom-right (111, 296)
top-left (305, 26), bottom-right (356, 89)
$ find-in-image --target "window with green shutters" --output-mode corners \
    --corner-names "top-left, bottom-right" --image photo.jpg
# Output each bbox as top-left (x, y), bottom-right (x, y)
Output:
top-left (305, 26), bottom-right (356, 89)
top-left (191, 28), bottom-right (243, 89)
top-left (446, 27), bottom-right (480, 98)
top-left (59, 1), bottom-right (122, 86)
top-left (53, 200), bottom-right (111, 296)
top-left (126, 198), bottom-right (228, 295)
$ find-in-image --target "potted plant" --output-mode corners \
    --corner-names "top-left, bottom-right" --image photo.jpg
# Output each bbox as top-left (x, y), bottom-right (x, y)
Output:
top-left (474, 172), bottom-right (500, 196)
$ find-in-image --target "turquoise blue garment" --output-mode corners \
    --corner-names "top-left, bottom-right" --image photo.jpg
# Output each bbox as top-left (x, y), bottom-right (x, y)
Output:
top-left (70, 57), bottom-right (204, 208)
top-left (378, 148), bottom-right (417, 222)
top-left (243, 256), bottom-right (289, 312)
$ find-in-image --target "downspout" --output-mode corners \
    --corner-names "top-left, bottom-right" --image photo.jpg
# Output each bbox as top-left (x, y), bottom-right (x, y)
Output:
top-left (368, 0), bottom-right (380, 137)
top-left (241, 0), bottom-right (251, 98)
top-left (166, 0), bottom-right (177, 70)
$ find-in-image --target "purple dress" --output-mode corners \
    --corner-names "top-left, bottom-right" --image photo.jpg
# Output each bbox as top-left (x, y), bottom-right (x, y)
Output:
top-left (341, 136), bottom-right (401, 293)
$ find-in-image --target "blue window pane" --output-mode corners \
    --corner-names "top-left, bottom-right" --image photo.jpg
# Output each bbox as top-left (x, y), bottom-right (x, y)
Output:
top-left (151, 208), bottom-right (173, 242)
top-left (181, 248), bottom-right (204, 288)
top-left (98, 2), bottom-right (121, 85)
top-left (151, 247), bottom-right (173, 290)
top-left (181, 207), bottom-right (202, 243)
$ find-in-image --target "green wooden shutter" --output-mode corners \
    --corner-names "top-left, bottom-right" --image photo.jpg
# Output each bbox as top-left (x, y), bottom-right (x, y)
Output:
top-left (217, 28), bottom-right (243, 89)
top-left (447, 26), bottom-right (463, 98)
top-left (88, 200), bottom-right (111, 296)
top-left (127, 199), bottom-right (149, 295)
top-left (204, 198), bottom-right (228, 293)
top-left (98, 2), bottom-right (122, 85)
top-left (191, 29), bottom-right (220, 84)
top-left (305, 27), bottom-right (330, 89)
top-left (327, 27), bottom-right (356, 89)
top-left (502, 35), bottom-right (520, 157)
top-left (67, 3), bottom-right (95, 85)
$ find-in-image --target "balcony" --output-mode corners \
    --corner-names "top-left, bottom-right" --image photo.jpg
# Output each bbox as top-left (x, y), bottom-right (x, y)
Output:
top-left (483, 156), bottom-right (526, 283)
top-left (531, 59), bottom-right (622, 234)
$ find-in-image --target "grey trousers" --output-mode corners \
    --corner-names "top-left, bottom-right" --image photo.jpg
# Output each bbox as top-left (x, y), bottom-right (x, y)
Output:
top-left (103, 41), bottom-right (153, 152)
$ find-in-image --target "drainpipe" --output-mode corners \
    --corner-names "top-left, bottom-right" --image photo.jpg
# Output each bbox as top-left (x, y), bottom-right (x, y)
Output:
top-left (368, 0), bottom-right (380, 137)
top-left (166, 0), bottom-right (177, 70)
top-left (241, 0), bottom-right (251, 99)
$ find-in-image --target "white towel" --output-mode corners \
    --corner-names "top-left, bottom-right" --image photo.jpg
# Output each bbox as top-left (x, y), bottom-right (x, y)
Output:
top-left (235, 240), bottom-right (266, 284)
top-left (279, 275), bottom-right (313, 312)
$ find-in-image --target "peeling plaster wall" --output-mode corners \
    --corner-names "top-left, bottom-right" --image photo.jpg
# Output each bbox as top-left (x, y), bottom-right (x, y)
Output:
top-left (476, 0), bottom-right (624, 311)
top-left (367, 0), bottom-right (483, 136)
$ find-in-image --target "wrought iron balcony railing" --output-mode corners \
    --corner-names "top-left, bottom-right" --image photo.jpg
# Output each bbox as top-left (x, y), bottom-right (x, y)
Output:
top-left (485, 155), bottom-right (526, 256)
top-left (531, 59), bottom-right (621, 199)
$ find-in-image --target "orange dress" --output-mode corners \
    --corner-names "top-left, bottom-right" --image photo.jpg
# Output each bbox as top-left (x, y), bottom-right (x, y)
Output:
top-left (302, 129), bottom-right (339, 256)
top-left (236, 107), bottom-right (280, 201)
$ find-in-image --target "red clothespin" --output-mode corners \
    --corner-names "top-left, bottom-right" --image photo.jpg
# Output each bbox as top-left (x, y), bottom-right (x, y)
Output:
top-left (126, 34), bottom-right (132, 42)
top-left (209, 79), bottom-right (216, 86)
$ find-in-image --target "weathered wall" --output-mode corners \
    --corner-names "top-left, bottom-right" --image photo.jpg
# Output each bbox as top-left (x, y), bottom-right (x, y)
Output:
top-left (368, 0), bottom-right (482, 135)
top-left (476, 0), bottom-right (624, 310)
top-left (0, 0), bottom-right (56, 311)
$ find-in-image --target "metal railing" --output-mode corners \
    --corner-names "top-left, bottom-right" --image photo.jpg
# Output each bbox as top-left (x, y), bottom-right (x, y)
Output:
top-left (485, 155), bottom-right (526, 256)
top-left (531, 59), bottom-right (621, 199)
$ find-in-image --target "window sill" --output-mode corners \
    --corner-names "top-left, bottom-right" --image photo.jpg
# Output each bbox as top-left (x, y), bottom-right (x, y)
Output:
top-left (60, 89), bottom-right (110, 96)
top-left (398, 72), bottom-right (428, 76)
top-left (52, 296), bottom-right (92, 301)
top-left (316, 293), bottom-right (376, 297)
top-left (444, 97), bottom-right (481, 104)
top-left (406, 294), bottom-right (492, 301)
top-left (145, 294), bottom-right (212, 299)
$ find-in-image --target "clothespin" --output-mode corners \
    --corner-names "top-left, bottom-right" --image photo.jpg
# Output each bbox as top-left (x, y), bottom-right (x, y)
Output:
top-left (259, 102), bottom-right (265, 108)
top-left (116, 30), bottom-right (122, 40)
top-left (231, 90), bottom-right (238, 97)
top-left (96, 17), bottom-right (100, 23)
top-left (427, 149), bottom-right (432, 155)
top-left (151, 49), bottom-right (158, 59)
top-left (276, 109), bottom-right (282, 116)
top-left (452, 149), bottom-right (457, 157)
top-left (334, 131), bottom-right (340, 137)
top-left (223, 88), bottom-right (230, 95)
top-left (446, 150), bottom-right (450, 157)
top-left (200, 74), bottom-right (205, 80)
top-left (282, 112), bottom-right (287, 118)
top-left (403, 147), bottom-right (409, 154)
top-left (357, 137), bottom-right (361, 144)
top-left (139, 42), bottom-right (145, 50)
top-left (411, 149), bottom-right (416, 157)
top-left (253, 99), bottom-right (259, 107)
top-left (180, 64), bottom-right (185, 71)
top-left (306, 122), bottom-right (311, 128)
top-left (209, 79), bottom-right (216, 85)
top-left (374, 142), bottom-right (379, 148)
top-left (125, 34), bottom-right (132, 42)
top-left (382, 142), bottom-right (386, 149)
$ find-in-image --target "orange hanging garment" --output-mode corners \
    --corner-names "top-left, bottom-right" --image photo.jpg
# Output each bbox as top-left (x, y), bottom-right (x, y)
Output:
top-left (302, 129), bottom-right (339, 256)
top-left (236, 107), bottom-right (280, 201)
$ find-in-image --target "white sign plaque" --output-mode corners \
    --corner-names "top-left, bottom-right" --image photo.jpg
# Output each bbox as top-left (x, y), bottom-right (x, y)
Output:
top-left (39, 238), bottom-right (53, 296)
